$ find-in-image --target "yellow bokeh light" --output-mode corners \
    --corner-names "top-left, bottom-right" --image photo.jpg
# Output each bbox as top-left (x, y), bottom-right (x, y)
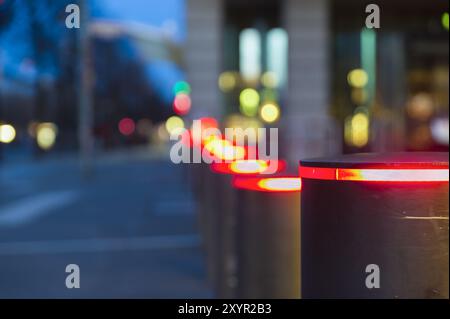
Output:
top-left (0, 124), bottom-right (16, 144)
top-left (344, 116), bottom-right (353, 147)
top-left (260, 103), bottom-right (280, 123)
top-left (407, 93), bottom-right (434, 121)
top-left (239, 88), bottom-right (260, 117)
top-left (37, 123), bottom-right (58, 150)
top-left (218, 72), bottom-right (238, 92)
top-left (165, 116), bottom-right (185, 135)
top-left (352, 113), bottom-right (369, 131)
top-left (261, 72), bottom-right (279, 88)
top-left (351, 113), bottom-right (369, 147)
top-left (347, 69), bottom-right (369, 88)
top-left (442, 12), bottom-right (449, 31)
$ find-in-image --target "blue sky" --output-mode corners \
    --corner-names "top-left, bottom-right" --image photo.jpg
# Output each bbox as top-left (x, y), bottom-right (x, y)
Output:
top-left (93, 0), bottom-right (186, 42)
top-left (93, 0), bottom-right (187, 103)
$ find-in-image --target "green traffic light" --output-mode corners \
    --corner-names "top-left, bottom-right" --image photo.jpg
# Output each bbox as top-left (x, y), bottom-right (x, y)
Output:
top-left (173, 81), bottom-right (191, 95)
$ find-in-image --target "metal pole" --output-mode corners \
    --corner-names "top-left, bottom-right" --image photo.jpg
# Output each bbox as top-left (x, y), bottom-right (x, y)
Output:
top-left (0, 50), bottom-right (4, 162)
top-left (78, 0), bottom-right (94, 177)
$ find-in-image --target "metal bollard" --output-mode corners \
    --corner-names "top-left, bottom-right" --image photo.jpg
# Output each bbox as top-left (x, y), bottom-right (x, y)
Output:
top-left (232, 175), bottom-right (301, 299)
top-left (193, 142), bottom-right (247, 297)
top-left (183, 118), bottom-right (222, 291)
top-left (299, 152), bottom-right (449, 299)
top-left (194, 162), bottom-right (219, 290)
top-left (204, 168), bottom-right (237, 298)
top-left (208, 160), bottom-right (287, 298)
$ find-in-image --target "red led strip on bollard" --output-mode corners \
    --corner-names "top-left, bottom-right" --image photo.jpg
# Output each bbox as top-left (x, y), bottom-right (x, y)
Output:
top-left (233, 177), bottom-right (302, 193)
top-left (211, 160), bottom-right (286, 175)
top-left (299, 166), bottom-right (449, 182)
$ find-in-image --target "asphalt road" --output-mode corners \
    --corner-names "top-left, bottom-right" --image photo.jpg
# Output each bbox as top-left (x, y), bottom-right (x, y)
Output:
top-left (0, 150), bottom-right (211, 298)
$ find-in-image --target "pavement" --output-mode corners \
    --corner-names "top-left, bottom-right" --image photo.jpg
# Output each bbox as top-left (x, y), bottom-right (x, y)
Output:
top-left (0, 147), bottom-right (211, 298)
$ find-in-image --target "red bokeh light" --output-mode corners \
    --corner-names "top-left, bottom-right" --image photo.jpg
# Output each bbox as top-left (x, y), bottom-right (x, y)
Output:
top-left (118, 118), bottom-right (136, 136)
top-left (173, 94), bottom-right (192, 115)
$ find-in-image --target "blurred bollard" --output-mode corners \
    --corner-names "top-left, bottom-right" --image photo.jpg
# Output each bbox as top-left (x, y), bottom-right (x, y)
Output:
top-left (191, 162), bottom-right (217, 287)
top-left (182, 117), bottom-right (222, 288)
top-left (186, 123), bottom-right (297, 298)
top-left (207, 160), bottom-right (286, 298)
top-left (203, 165), bottom-right (237, 298)
top-left (232, 175), bottom-right (301, 299)
top-left (299, 152), bottom-right (449, 299)
top-left (196, 162), bottom-right (220, 293)
top-left (190, 137), bottom-right (246, 296)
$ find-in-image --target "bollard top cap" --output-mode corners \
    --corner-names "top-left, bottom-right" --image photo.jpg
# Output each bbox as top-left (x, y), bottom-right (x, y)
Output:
top-left (300, 152), bottom-right (449, 169)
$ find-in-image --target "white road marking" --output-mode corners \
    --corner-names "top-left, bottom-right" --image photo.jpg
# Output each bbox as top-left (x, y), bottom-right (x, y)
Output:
top-left (0, 191), bottom-right (79, 226)
top-left (0, 235), bottom-right (201, 255)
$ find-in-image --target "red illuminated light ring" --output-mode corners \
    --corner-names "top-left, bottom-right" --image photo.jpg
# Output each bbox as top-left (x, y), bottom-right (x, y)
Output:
top-left (299, 166), bottom-right (449, 182)
top-left (232, 176), bottom-right (302, 193)
top-left (299, 152), bottom-right (449, 183)
top-left (211, 160), bottom-right (286, 176)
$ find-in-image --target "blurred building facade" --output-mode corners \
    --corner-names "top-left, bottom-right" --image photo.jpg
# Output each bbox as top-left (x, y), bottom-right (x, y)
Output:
top-left (186, 0), bottom-right (449, 163)
top-left (186, 0), bottom-right (337, 163)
